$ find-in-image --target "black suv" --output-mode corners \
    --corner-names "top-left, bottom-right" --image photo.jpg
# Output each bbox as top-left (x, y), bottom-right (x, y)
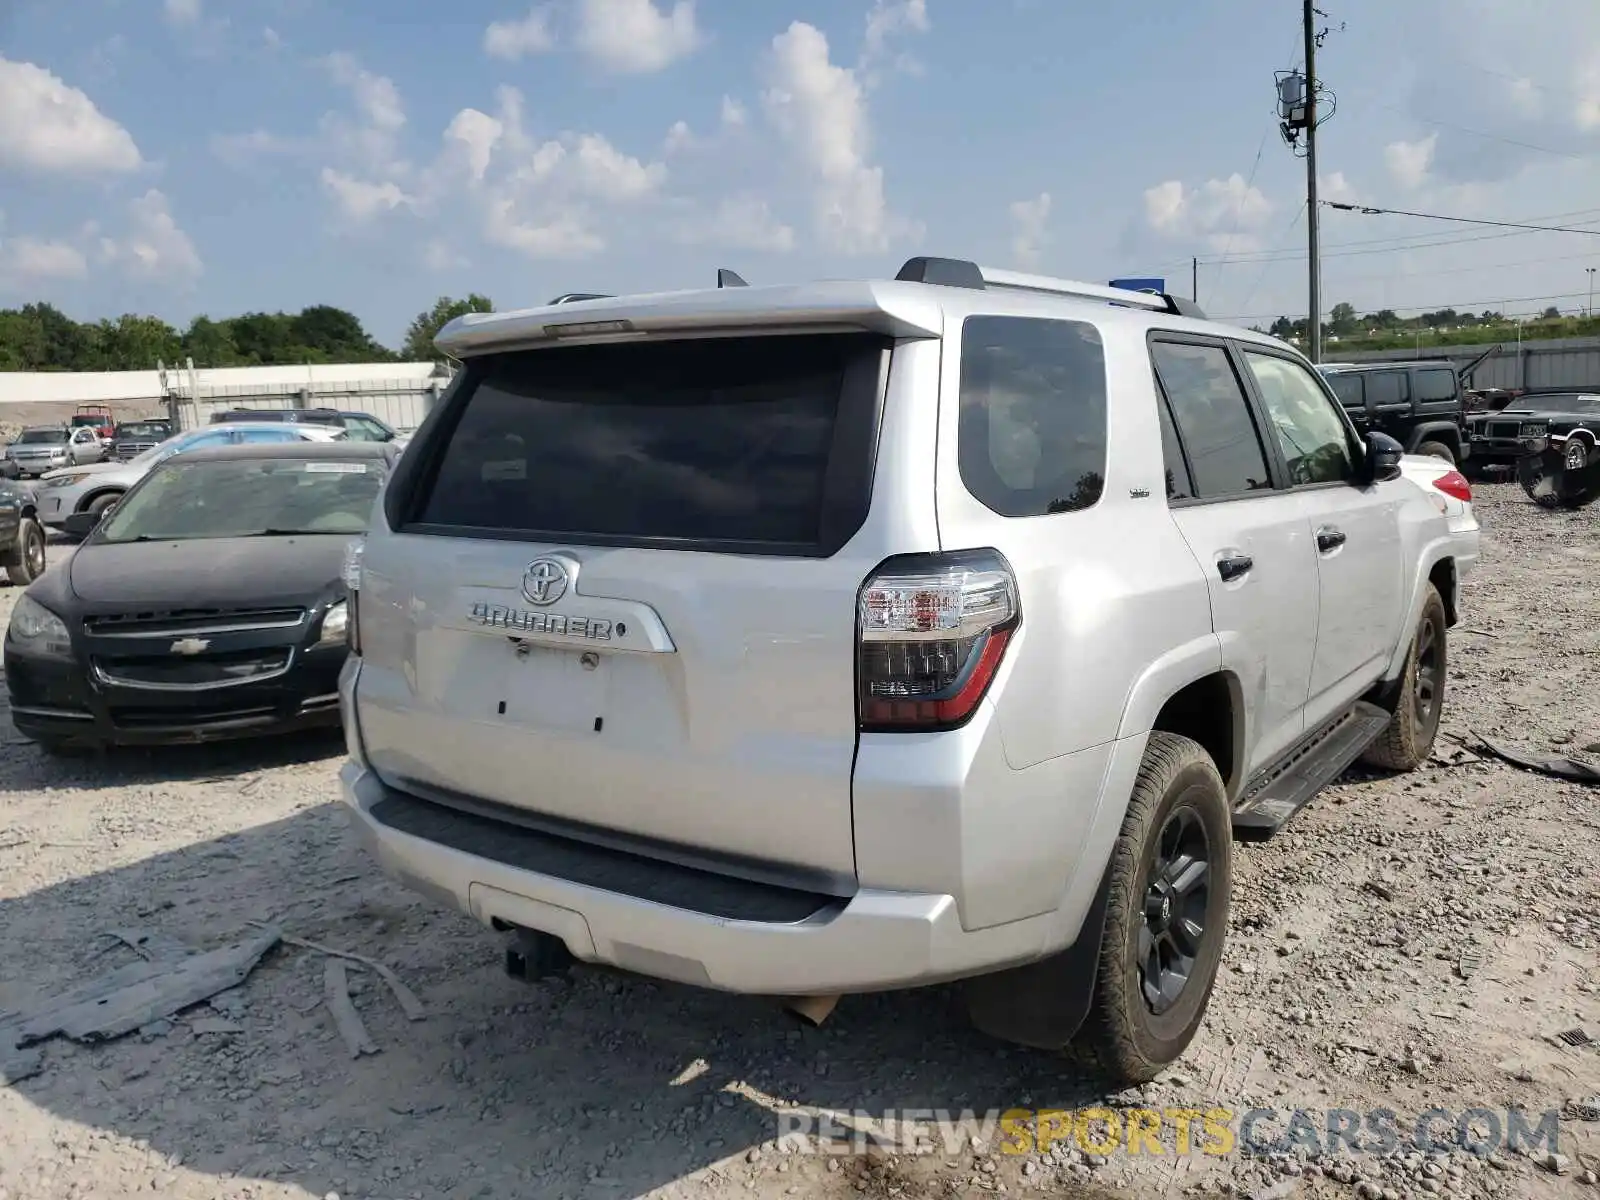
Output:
top-left (1317, 360), bottom-right (1469, 465)
top-left (207, 407), bottom-right (397, 442)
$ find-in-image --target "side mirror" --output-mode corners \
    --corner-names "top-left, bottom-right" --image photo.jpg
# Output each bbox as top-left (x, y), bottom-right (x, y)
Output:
top-left (1362, 431), bottom-right (1404, 484)
top-left (63, 511), bottom-right (103, 538)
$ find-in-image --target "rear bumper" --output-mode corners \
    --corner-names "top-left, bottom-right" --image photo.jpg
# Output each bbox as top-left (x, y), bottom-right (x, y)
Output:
top-left (339, 760), bottom-right (1058, 994)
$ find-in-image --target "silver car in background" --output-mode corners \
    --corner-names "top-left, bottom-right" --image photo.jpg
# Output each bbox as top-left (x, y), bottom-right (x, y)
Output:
top-left (34, 421), bottom-right (346, 532)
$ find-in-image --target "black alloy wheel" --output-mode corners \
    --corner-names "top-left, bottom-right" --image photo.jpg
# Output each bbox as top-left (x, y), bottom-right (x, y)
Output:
top-left (1138, 805), bottom-right (1213, 1016)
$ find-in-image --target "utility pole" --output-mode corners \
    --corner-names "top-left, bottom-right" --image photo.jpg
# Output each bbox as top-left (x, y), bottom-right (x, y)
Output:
top-left (1587, 266), bottom-right (1595, 317)
top-left (1303, 0), bottom-right (1322, 363)
top-left (1192, 257), bottom-right (1199, 303)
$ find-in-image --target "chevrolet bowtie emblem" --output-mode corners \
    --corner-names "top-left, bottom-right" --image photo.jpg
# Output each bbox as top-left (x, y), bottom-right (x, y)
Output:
top-left (169, 637), bottom-right (210, 656)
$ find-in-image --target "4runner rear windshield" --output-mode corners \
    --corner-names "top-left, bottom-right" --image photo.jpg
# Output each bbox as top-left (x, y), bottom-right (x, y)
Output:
top-left (404, 332), bottom-right (888, 554)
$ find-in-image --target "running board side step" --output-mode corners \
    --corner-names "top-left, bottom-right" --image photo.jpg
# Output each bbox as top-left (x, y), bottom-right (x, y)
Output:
top-left (1232, 701), bottom-right (1391, 838)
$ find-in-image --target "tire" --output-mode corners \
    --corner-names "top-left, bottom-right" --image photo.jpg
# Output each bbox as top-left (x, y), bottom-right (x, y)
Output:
top-left (85, 491), bottom-right (122, 518)
top-left (1072, 732), bottom-right (1232, 1085)
top-left (1564, 439), bottom-right (1590, 472)
top-left (1362, 584), bottom-right (1447, 772)
top-left (1416, 440), bottom-right (1456, 464)
top-left (4, 517), bottom-right (46, 586)
top-left (1519, 456), bottom-right (1564, 509)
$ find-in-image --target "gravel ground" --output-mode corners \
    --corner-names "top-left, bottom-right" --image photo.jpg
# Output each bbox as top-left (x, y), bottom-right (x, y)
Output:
top-left (0, 483), bottom-right (1596, 1200)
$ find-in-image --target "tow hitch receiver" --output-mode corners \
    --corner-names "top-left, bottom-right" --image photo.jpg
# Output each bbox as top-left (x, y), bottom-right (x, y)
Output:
top-left (504, 928), bottom-right (574, 982)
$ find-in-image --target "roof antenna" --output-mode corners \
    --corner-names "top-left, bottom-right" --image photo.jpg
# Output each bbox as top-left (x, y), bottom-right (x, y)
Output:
top-left (717, 268), bottom-right (749, 288)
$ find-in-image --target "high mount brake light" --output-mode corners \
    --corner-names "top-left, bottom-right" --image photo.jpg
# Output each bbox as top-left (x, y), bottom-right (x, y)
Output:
top-left (857, 549), bottom-right (1019, 732)
top-left (1433, 470), bottom-right (1472, 503)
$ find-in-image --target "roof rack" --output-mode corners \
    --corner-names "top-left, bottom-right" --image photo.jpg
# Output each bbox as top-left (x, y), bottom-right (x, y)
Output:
top-left (894, 256), bottom-right (1207, 319)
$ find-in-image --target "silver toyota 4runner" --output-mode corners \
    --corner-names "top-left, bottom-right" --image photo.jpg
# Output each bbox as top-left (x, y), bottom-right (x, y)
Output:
top-left (337, 257), bottom-right (1473, 1083)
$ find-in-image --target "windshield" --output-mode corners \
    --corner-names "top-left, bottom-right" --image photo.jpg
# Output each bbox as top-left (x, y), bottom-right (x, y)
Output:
top-left (1511, 395), bottom-right (1600, 414)
top-left (115, 422), bottom-right (168, 437)
top-left (98, 457), bottom-right (385, 543)
top-left (16, 429), bottom-right (68, 445)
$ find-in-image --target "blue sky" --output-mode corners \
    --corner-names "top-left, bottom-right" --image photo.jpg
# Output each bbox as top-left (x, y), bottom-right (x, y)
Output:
top-left (3, 0), bottom-right (1600, 349)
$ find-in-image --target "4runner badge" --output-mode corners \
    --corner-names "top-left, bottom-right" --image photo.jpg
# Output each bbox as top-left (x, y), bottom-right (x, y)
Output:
top-left (467, 601), bottom-right (613, 642)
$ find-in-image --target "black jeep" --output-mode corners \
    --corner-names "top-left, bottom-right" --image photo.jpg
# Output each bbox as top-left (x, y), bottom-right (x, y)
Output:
top-left (1317, 360), bottom-right (1470, 466)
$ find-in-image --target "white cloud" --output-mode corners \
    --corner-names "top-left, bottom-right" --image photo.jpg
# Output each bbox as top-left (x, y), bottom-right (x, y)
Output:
top-left (1009, 192), bottom-right (1050, 269)
top-left (1143, 174), bottom-right (1273, 252)
top-left (860, 0), bottom-right (929, 80)
top-left (571, 134), bottom-right (665, 201)
top-left (444, 108), bottom-right (503, 182)
top-left (1319, 171), bottom-right (1358, 204)
top-left (0, 235), bottom-right (89, 289)
top-left (575, 0), bottom-right (700, 74)
top-left (0, 57), bottom-right (142, 176)
top-left (763, 21), bottom-right (910, 254)
top-left (484, 199), bottom-right (605, 258)
top-left (678, 195), bottom-right (796, 253)
top-left (1578, 49), bottom-right (1600, 131)
top-left (663, 120), bottom-right (695, 154)
top-left (321, 169), bottom-right (415, 220)
top-left (164, 0), bottom-right (201, 24)
top-left (322, 52), bottom-right (405, 134)
top-left (98, 190), bottom-right (203, 282)
top-left (1385, 133), bottom-right (1437, 190)
top-left (485, 7), bottom-right (555, 60)
top-left (720, 95), bottom-right (747, 127)
top-left (423, 240), bottom-right (468, 270)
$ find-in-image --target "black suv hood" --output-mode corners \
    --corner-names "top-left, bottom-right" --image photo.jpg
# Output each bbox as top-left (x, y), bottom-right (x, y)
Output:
top-left (69, 535), bottom-right (353, 609)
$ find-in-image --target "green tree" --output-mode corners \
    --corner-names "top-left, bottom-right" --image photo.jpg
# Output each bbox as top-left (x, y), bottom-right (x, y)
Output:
top-left (290, 305), bottom-right (391, 362)
top-left (403, 293), bottom-right (493, 361)
top-left (183, 315), bottom-right (241, 366)
top-left (92, 314), bottom-right (183, 370)
top-left (1328, 302), bottom-right (1358, 337)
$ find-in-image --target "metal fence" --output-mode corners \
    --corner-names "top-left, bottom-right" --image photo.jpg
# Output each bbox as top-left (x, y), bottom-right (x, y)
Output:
top-left (1335, 335), bottom-right (1600, 392)
top-left (163, 372), bottom-right (454, 434)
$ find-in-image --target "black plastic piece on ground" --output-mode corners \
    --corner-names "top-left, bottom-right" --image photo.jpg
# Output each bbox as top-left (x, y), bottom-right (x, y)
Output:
top-left (1232, 701), bottom-right (1391, 837)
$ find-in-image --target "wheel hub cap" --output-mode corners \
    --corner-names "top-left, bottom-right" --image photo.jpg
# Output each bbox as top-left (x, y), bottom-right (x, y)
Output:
top-left (1138, 805), bottom-right (1213, 1017)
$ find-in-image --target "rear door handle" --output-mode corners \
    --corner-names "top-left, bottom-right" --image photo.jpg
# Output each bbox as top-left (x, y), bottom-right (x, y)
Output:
top-left (1316, 527), bottom-right (1347, 553)
top-left (1217, 554), bottom-right (1253, 582)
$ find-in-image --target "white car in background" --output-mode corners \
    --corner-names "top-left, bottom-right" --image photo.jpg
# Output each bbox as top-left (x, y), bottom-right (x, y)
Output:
top-left (34, 421), bottom-right (345, 533)
top-left (1400, 454), bottom-right (1480, 576)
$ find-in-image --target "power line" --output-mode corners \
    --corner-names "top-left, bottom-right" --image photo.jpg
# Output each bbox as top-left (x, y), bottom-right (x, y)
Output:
top-left (1187, 207), bottom-right (1600, 267)
top-left (1325, 201), bottom-right (1600, 236)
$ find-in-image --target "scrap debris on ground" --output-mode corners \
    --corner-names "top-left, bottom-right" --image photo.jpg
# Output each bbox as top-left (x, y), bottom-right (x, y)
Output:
top-left (0, 484), bottom-right (1596, 1200)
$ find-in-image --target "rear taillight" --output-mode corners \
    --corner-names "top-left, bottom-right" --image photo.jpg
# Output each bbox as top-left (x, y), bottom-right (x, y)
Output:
top-left (342, 539), bottom-right (365, 654)
top-left (857, 549), bottom-right (1019, 732)
top-left (1433, 470), bottom-right (1471, 503)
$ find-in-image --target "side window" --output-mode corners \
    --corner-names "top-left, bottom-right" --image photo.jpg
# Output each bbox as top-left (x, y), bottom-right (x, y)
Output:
top-left (344, 417), bottom-right (387, 442)
top-left (1155, 393), bottom-right (1196, 500)
top-left (1149, 341), bottom-right (1274, 498)
top-left (1242, 351), bottom-right (1356, 485)
top-left (1327, 373), bottom-right (1364, 410)
top-left (957, 315), bottom-right (1108, 517)
top-left (1366, 371), bottom-right (1408, 407)
top-left (1416, 370), bottom-right (1456, 402)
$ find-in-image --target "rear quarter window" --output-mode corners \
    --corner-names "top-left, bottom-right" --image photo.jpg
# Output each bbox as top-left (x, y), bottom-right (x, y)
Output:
top-left (1415, 369), bottom-right (1457, 402)
top-left (1365, 371), bottom-right (1409, 406)
top-left (957, 315), bottom-right (1107, 517)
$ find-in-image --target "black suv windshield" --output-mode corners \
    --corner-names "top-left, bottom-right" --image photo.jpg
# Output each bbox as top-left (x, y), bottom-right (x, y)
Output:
top-left (100, 457), bottom-right (385, 543)
top-left (114, 422), bottom-right (168, 438)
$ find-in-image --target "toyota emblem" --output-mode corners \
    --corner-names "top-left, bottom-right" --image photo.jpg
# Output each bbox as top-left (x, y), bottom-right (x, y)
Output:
top-left (521, 558), bottom-right (570, 606)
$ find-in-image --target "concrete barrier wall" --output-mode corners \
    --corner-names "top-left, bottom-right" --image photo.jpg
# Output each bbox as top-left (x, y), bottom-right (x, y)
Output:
top-left (1333, 336), bottom-right (1600, 391)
